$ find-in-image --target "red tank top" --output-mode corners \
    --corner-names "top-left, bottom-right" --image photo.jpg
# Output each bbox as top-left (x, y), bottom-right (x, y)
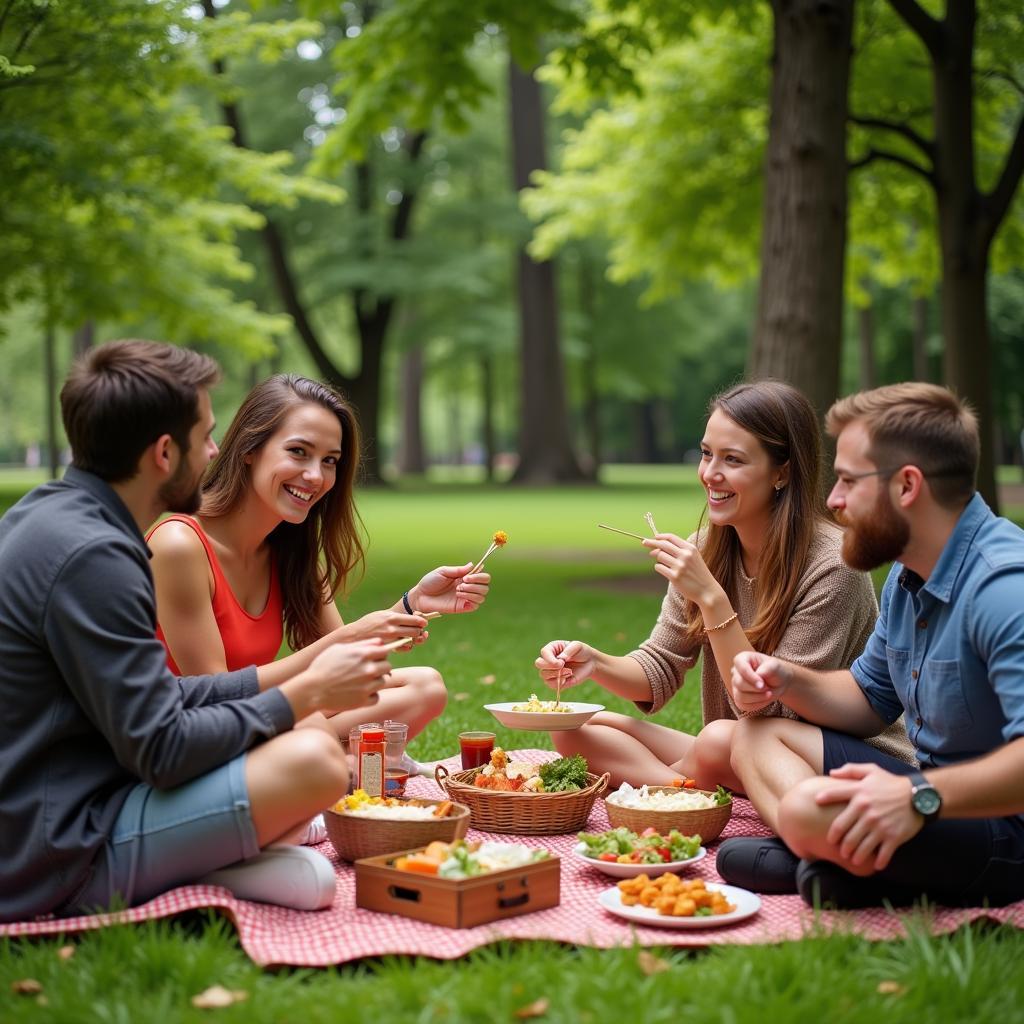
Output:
top-left (148, 515), bottom-right (285, 674)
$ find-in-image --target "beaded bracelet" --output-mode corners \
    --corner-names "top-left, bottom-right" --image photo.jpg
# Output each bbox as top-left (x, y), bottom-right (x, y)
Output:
top-left (402, 590), bottom-right (413, 614)
top-left (705, 610), bottom-right (739, 634)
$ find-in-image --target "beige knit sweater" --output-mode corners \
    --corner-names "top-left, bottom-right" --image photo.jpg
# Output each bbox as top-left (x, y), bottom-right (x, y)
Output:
top-left (628, 520), bottom-right (915, 763)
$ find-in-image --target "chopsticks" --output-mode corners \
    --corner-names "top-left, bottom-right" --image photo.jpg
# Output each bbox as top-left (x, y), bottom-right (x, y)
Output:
top-left (597, 523), bottom-right (647, 541)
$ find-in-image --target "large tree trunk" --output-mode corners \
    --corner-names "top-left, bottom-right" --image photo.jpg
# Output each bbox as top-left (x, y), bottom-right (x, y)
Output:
top-left (749, 0), bottom-right (854, 418)
top-left (507, 61), bottom-right (585, 484)
top-left (578, 254), bottom-right (601, 478)
top-left (912, 293), bottom-right (931, 381)
top-left (44, 319), bottom-right (58, 479)
top-left (480, 354), bottom-right (496, 482)
top-left (929, 1), bottom-right (997, 508)
top-left (396, 346), bottom-right (426, 474)
top-left (857, 288), bottom-right (876, 391)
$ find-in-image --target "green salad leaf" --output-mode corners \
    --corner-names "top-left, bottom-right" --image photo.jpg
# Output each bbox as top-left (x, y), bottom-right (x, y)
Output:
top-left (538, 754), bottom-right (589, 792)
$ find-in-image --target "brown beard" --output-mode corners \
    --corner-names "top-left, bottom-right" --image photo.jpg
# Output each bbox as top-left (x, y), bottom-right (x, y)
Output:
top-left (158, 459), bottom-right (203, 515)
top-left (838, 489), bottom-right (910, 571)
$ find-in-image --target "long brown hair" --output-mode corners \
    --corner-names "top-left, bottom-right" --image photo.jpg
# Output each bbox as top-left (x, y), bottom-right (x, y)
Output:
top-left (200, 375), bottom-right (364, 650)
top-left (680, 380), bottom-right (829, 655)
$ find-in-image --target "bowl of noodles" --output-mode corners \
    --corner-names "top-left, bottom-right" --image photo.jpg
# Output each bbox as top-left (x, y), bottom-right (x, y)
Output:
top-left (484, 695), bottom-right (605, 732)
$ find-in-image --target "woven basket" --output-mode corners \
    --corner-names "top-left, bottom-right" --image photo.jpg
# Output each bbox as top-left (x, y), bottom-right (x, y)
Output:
top-left (604, 787), bottom-right (732, 843)
top-left (435, 765), bottom-right (610, 835)
top-left (324, 799), bottom-right (470, 862)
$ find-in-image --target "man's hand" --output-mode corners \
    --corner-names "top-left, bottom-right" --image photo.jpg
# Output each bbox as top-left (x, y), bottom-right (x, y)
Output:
top-left (730, 651), bottom-right (793, 712)
top-left (409, 564), bottom-right (491, 614)
top-left (302, 641), bottom-right (393, 713)
top-left (535, 640), bottom-right (597, 692)
top-left (816, 763), bottom-right (924, 871)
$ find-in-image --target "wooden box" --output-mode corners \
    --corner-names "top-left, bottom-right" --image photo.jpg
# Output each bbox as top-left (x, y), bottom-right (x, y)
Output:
top-left (354, 848), bottom-right (560, 928)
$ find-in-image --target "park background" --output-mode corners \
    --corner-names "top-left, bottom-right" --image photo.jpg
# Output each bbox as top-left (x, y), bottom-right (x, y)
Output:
top-left (2, 1), bottom-right (1024, 1021)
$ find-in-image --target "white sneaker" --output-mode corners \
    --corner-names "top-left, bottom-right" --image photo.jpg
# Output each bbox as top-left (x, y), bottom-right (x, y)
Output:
top-left (199, 845), bottom-right (336, 910)
top-left (300, 814), bottom-right (328, 845)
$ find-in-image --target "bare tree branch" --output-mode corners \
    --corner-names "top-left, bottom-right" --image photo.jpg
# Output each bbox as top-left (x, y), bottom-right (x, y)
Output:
top-left (849, 113), bottom-right (935, 161)
top-left (849, 146), bottom-right (936, 184)
top-left (887, 0), bottom-right (944, 58)
top-left (0, 0), bottom-right (17, 39)
top-left (983, 110), bottom-right (1024, 246)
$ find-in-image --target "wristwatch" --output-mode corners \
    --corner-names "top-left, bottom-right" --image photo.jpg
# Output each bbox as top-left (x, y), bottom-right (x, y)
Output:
top-left (909, 770), bottom-right (942, 822)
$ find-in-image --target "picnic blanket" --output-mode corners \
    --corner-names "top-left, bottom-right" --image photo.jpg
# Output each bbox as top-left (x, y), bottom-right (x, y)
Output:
top-left (3, 750), bottom-right (1021, 967)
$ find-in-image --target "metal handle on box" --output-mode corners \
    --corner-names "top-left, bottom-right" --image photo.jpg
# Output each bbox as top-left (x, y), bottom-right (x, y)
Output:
top-left (388, 885), bottom-right (422, 903)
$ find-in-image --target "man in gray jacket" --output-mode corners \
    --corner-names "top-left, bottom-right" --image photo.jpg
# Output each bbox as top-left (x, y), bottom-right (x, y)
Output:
top-left (0, 341), bottom-right (391, 921)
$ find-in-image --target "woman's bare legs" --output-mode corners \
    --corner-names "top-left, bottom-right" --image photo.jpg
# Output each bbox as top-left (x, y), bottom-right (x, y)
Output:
top-left (678, 718), bottom-right (745, 793)
top-left (324, 666), bottom-right (447, 743)
top-left (551, 711), bottom-right (695, 788)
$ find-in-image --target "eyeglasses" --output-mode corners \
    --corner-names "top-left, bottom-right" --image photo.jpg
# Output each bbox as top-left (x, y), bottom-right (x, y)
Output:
top-left (832, 468), bottom-right (896, 488)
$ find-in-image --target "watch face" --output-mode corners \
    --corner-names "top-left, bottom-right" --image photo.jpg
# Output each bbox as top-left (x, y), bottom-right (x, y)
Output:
top-left (913, 786), bottom-right (941, 817)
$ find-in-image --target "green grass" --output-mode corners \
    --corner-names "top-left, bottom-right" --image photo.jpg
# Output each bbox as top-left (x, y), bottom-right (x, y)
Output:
top-left (3, 472), bottom-right (1024, 1019)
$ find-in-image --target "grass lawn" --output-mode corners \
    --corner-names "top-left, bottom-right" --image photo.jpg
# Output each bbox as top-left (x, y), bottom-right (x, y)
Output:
top-left (3, 472), bottom-right (1024, 1021)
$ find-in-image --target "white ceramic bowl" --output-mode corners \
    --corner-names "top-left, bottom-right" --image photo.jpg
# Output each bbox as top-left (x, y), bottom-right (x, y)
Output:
top-left (484, 701), bottom-right (605, 732)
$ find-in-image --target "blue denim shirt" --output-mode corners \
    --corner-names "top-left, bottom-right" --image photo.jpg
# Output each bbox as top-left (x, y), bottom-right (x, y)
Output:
top-left (850, 493), bottom-right (1024, 768)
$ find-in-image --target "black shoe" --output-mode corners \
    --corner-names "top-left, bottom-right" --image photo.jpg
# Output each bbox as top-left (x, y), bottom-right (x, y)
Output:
top-left (716, 837), bottom-right (800, 895)
top-left (796, 860), bottom-right (928, 910)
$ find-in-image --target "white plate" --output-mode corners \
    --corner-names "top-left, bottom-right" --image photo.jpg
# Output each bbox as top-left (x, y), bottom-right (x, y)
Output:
top-left (598, 882), bottom-right (761, 929)
top-left (484, 701), bottom-right (605, 732)
top-left (574, 842), bottom-right (706, 878)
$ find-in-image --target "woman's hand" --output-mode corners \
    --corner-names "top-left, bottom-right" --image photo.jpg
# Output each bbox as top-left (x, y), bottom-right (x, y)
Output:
top-left (729, 651), bottom-right (792, 712)
top-left (643, 533), bottom-right (724, 609)
top-left (408, 563), bottom-right (491, 615)
top-left (534, 639), bottom-right (598, 691)
top-left (342, 609), bottom-right (428, 647)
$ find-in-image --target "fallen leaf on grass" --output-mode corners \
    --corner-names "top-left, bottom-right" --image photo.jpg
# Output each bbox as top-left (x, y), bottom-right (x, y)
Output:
top-left (514, 997), bottom-right (550, 1019)
top-left (637, 950), bottom-right (670, 975)
top-left (191, 985), bottom-right (250, 1009)
top-left (479, 674), bottom-right (497, 685)
top-left (614, 631), bottom-right (627, 642)
top-left (876, 980), bottom-right (906, 996)
top-left (57, 945), bottom-right (75, 961)
top-left (452, 692), bottom-right (470, 701)
top-left (12, 979), bottom-right (43, 995)
top-left (577, 618), bottom-right (592, 629)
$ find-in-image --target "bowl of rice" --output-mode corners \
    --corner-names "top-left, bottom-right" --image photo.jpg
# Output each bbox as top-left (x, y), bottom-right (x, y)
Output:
top-left (604, 783), bottom-right (733, 842)
top-left (324, 793), bottom-right (471, 862)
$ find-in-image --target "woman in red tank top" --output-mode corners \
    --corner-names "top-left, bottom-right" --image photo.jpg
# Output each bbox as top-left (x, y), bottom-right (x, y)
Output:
top-left (148, 375), bottom-right (491, 746)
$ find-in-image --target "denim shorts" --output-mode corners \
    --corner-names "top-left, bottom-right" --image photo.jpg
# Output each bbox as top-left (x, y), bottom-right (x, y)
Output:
top-left (816, 729), bottom-right (1024, 907)
top-left (63, 754), bottom-right (260, 915)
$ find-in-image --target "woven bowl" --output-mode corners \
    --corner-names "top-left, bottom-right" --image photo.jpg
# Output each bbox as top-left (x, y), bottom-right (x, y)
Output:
top-left (436, 765), bottom-right (610, 836)
top-left (604, 787), bottom-right (733, 843)
top-left (324, 798), bottom-right (470, 862)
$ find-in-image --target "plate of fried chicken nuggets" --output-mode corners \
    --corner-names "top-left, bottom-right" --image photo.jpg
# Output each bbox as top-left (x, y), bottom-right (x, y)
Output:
top-left (598, 873), bottom-right (762, 929)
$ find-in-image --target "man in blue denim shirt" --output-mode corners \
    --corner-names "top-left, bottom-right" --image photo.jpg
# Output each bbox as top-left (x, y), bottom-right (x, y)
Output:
top-left (717, 383), bottom-right (1024, 907)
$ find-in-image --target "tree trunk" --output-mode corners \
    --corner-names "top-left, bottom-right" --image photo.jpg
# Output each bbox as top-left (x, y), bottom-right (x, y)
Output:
top-left (507, 60), bottom-right (585, 484)
top-left (396, 346), bottom-right (426, 474)
top-left (912, 293), bottom-right (931, 381)
top-left (633, 400), bottom-right (663, 464)
top-left (578, 254), bottom-right (601, 478)
top-left (44, 320), bottom-right (58, 479)
top-left (749, 0), bottom-right (854, 418)
top-left (72, 321), bottom-right (94, 358)
top-left (857, 296), bottom-right (876, 391)
top-left (928, 1), bottom-right (998, 509)
top-left (480, 354), bottom-right (496, 482)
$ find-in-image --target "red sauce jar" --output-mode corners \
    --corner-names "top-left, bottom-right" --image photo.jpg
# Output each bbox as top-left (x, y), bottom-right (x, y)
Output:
top-left (357, 728), bottom-right (386, 798)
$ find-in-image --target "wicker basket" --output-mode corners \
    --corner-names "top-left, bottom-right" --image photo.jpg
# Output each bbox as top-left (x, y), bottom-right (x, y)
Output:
top-left (435, 765), bottom-right (610, 835)
top-left (324, 799), bottom-right (470, 862)
top-left (604, 787), bottom-right (732, 843)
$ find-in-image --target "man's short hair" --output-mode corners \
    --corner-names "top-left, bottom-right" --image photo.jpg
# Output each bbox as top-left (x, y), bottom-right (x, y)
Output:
top-left (61, 340), bottom-right (221, 482)
top-left (826, 382), bottom-right (979, 508)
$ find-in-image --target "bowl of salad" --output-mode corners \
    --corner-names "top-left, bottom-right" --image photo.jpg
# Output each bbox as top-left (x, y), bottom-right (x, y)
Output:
top-left (575, 827), bottom-right (706, 878)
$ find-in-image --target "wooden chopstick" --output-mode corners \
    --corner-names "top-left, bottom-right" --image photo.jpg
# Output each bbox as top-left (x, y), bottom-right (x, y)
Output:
top-left (597, 523), bottom-right (647, 541)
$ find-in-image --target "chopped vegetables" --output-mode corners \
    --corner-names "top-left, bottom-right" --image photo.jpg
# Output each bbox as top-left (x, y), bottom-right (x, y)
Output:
top-left (538, 754), bottom-right (589, 793)
top-left (393, 840), bottom-right (549, 879)
top-left (510, 693), bottom-right (573, 713)
top-left (577, 827), bottom-right (702, 864)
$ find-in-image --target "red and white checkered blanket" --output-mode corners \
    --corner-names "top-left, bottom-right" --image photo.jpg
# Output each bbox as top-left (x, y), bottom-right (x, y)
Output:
top-left (3, 752), bottom-right (1021, 967)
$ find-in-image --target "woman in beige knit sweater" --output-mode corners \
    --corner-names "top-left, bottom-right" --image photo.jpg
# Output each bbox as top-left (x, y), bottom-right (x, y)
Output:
top-left (535, 380), bottom-right (913, 790)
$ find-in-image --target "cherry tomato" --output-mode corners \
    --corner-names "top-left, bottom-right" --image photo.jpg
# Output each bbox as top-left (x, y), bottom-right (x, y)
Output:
top-left (598, 852), bottom-right (618, 862)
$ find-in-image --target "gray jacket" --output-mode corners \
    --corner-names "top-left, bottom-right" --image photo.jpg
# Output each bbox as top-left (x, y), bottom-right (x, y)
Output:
top-left (0, 468), bottom-right (293, 921)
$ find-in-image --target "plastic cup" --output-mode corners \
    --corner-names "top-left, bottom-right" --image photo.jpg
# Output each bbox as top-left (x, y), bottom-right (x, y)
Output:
top-left (459, 731), bottom-right (495, 770)
top-left (383, 720), bottom-right (409, 766)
